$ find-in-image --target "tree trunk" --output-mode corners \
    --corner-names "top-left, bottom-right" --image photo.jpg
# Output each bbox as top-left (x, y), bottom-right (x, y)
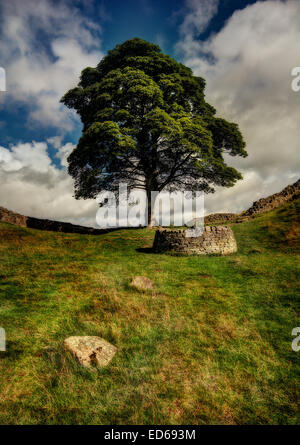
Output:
top-left (147, 189), bottom-right (155, 227)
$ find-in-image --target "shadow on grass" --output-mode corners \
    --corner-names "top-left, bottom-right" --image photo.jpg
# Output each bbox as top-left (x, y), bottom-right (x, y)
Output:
top-left (0, 341), bottom-right (24, 360)
top-left (136, 247), bottom-right (155, 254)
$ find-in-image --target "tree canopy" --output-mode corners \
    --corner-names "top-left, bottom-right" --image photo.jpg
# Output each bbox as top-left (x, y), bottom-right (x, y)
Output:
top-left (61, 38), bottom-right (247, 224)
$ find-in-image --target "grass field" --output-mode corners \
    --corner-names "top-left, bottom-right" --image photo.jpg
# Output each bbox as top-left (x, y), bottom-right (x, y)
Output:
top-left (0, 200), bottom-right (299, 425)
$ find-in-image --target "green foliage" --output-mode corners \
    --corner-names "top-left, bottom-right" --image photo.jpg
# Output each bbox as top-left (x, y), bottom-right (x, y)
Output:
top-left (61, 38), bottom-right (247, 204)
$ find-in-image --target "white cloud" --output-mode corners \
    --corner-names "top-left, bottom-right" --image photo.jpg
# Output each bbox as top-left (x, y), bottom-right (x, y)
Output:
top-left (0, 0), bottom-right (103, 131)
top-left (0, 140), bottom-right (98, 226)
top-left (175, 0), bottom-right (219, 58)
top-left (55, 142), bottom-right (75, 168)
top-left (0, 142), bottom-right (51, 173)
top-left (179, 0), bottom-right (219, 36)
top-left (176, 0), bottom-right (300, 214)
top-left (47, 136), bottom-right (73, 167)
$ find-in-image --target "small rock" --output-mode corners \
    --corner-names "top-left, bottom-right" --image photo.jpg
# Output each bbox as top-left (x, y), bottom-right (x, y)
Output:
top-left (130, 276), bottom-right (155, 291)
top-left (250, 248), bottom-right (262, 253)
top-left (63, 336), bottom-right (117, 368)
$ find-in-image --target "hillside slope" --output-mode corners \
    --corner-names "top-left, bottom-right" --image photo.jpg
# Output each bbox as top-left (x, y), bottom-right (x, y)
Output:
top-left (0, 199), bottom-right (299, 424)
top-left (204, 178), bottom-right (300, 225)
top-left (242, 178), bottom-right (300, 218)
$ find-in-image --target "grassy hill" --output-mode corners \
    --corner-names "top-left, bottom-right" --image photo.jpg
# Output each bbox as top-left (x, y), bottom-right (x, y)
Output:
top-left (0, 199), bottom-right (299, 425)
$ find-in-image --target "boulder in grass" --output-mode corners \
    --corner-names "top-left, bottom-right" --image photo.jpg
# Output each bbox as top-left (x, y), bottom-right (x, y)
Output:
top-left (64, 336), bottom-right (117, 368)
top-left (130, 276), bottom-right (155, 291)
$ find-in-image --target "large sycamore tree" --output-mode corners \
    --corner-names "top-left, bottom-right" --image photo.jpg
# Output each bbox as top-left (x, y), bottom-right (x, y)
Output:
top-left (61, 38), bottom-right (247, 225)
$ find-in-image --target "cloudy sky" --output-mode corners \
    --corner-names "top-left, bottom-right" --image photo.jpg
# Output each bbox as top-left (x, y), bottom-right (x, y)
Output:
top-left (0, 0), bottom-right (299, 227)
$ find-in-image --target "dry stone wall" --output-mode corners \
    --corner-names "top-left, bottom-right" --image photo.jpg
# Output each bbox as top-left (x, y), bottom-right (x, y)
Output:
top-left (0, 206), bottom-right (108, 235)
top-left (189, 178), bottom-right (300, 226)
top-left (0, 207), bottom-right (27, 227)
top-left (204, 213), bottom-right (238, 224)
top-left (153, 226), bottom-right (237, 255)
top-left (242, 179), bottom-right (300, 218)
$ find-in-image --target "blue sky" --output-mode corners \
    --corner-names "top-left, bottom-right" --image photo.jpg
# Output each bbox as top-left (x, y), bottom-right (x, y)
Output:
top-left (0, 0), bottom-right (299, 226)
top-left (99, 0), bottom-right (258, 55)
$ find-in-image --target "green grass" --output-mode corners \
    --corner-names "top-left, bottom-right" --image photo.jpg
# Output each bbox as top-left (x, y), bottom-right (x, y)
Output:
top-left (0, 200), bottom-right (299, 425)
